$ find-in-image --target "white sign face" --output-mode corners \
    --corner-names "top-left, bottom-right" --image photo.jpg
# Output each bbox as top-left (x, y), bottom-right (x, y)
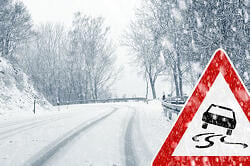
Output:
top-left (173, 73), bottom-right (250, 156)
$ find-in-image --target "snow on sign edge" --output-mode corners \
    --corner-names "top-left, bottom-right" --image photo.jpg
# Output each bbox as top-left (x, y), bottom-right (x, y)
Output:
top-left (152, 48), bottom-right (250, 166)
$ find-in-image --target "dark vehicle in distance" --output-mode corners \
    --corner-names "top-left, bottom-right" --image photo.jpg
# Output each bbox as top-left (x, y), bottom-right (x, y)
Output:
top-left (202, 104), bottom-right (236, 135)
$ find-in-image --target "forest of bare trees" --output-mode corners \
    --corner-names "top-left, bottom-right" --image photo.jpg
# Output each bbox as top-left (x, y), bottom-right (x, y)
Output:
top-left (18, 14), bottom-right (116, 105)
top-left (0, 0), bottom-right (249, 102)
top-left (1, 0), bottom-right (116, 105)
top-left (125, 0), bottom-right (249, 98)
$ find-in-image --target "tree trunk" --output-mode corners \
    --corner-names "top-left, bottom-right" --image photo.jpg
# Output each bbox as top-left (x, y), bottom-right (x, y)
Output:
top-left (149, 76), bottom-right (157, 99)
top-left (4, 38), bottom-right (10, 57)
top-left (177, 52), bottom-right (183, 97)
top-left (145, 73), bottom-right (149, 99)
top-left (173, 63), bottom-right (180, 97)
top-left (94, 79), bottom-right (98, 100)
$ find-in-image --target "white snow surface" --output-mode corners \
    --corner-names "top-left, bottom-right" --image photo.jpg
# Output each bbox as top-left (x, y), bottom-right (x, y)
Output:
top-left (0, 57), bottom-right (51, 114)
top-left (0, 101), bottom-right (173, 166)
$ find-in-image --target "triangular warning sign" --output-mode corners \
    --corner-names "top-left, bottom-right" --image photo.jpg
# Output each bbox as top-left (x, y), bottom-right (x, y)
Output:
top-left (153, 49), bottom-right (250, 165)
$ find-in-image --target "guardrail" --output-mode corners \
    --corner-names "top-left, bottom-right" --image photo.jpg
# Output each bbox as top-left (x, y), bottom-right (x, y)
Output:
top-left (164, 96), bottom-right (188, 105)
top-left (162, 102), bottom-right (183, 113)
top-left (59, 97), bottom-right (148, 106)
top-left (162, 101), bottom-right (184, 120)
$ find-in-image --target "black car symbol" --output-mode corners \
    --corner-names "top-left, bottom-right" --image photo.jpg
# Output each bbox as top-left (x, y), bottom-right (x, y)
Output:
top-left (202, 104), bottom-right (236, 135)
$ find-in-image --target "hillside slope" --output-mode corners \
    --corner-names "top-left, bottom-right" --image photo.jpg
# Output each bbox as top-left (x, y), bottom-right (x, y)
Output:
top-left (0, 57), bottom-right (51, 113)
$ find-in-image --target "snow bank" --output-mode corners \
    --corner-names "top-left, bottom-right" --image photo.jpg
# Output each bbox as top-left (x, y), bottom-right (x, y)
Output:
top-left (135, 100), bottom-right (177, 157)
top-left (0, 57), bottom-right (51, 115)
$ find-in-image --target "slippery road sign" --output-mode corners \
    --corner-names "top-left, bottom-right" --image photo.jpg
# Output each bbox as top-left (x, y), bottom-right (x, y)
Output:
top-left (201, 104), bottom-right (236, 135)
top-left (153, 49), bottom-right (250, 165)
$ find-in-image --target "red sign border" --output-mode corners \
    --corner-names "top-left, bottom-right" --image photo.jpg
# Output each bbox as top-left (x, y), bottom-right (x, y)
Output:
top-left (153, 49), bottom-right (250, 165)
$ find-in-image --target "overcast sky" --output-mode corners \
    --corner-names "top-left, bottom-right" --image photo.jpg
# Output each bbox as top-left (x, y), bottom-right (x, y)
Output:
top-left (21, 0), bottom-right (170, 98)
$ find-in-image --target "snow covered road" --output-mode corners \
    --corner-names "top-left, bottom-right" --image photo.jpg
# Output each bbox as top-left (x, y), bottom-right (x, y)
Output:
top-left (0, 101), bottom-right (171, 166)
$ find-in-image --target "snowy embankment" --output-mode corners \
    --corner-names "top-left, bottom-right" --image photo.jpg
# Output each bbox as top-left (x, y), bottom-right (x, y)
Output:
top-left (0, 57), bottom-right (51, 116)
top-left (126, 100), bottom-right (177, 165)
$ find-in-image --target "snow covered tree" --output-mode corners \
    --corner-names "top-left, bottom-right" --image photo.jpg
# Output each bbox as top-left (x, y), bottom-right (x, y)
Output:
top-left (17, 23), bottom-right (69, 104)
top-left (69, 12), bottom-right (116, 101)
top-left (124, 5), bottom-right (165, 99)
top-left (187, 0), bottom-right (249, 88)
top-left (130, 0), bottom-right (249, 96)
top-left (18, 15), bottom-right (116, 105)
top-left (142, 0), bottom-right (193, 97)
top-left (0, 0), bottom-right (32, 59)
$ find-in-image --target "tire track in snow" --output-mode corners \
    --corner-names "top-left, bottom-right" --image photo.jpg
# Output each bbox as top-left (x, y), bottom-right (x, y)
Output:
top-left (124, 109), bottom-right (137, 166)
top-left (25, 109), bottom-right (117, 166)
top-left (133, 109), bottom-right (153, 165)
top-left (124, 106), bottom-right (153, 166)
top-left (0, 113), bottom-right (68, 130)
top-left (0, 119), bottom-right (33, 129)
top-left (0, 114), bottom-right (77, 140)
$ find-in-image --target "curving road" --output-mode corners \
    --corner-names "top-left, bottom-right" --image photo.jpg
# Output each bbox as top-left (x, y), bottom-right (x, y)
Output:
top-left (0, 102), bottom-right (166, 166)
top-left (26, 109), bottom-right (117, 166)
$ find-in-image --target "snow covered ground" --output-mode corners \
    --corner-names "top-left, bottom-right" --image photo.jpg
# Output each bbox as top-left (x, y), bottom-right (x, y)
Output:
top-left (0, 100), bottom-right (175, 166)
top-left (0, 57), bottom-right (51, 113)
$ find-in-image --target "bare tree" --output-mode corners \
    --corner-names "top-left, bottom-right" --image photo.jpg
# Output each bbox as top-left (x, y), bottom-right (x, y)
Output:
top-left (17, 23), bottom-right (69, 104)
top-left (149, 0), bottom-right (196, 97)
top-left (124, 7), bottom-right (165, 99)
top-left (17, 11), bottom-right (118, 105)
top-left (69, 13), bottom-right (116, 100)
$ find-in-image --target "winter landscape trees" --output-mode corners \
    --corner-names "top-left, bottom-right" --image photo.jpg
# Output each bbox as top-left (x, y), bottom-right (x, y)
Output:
top-left (125, 0), bottom-right (249, 97)
top-left (124, 7), bottom-right (165, 99)
top-left (0, 0), bottom-right (116, 105)
top-left (17, 14), bottom-right (116, 105)
top-left (17, 24), bottom-right (69, 104)
top-left (68, 13), bottom-right (115, 102)
top-left (188, 0), bottom-right (249, 85)
top-left (0, 0), bottom-right (248, 104)
top-left (0, 0), bottom-right (32, 59)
